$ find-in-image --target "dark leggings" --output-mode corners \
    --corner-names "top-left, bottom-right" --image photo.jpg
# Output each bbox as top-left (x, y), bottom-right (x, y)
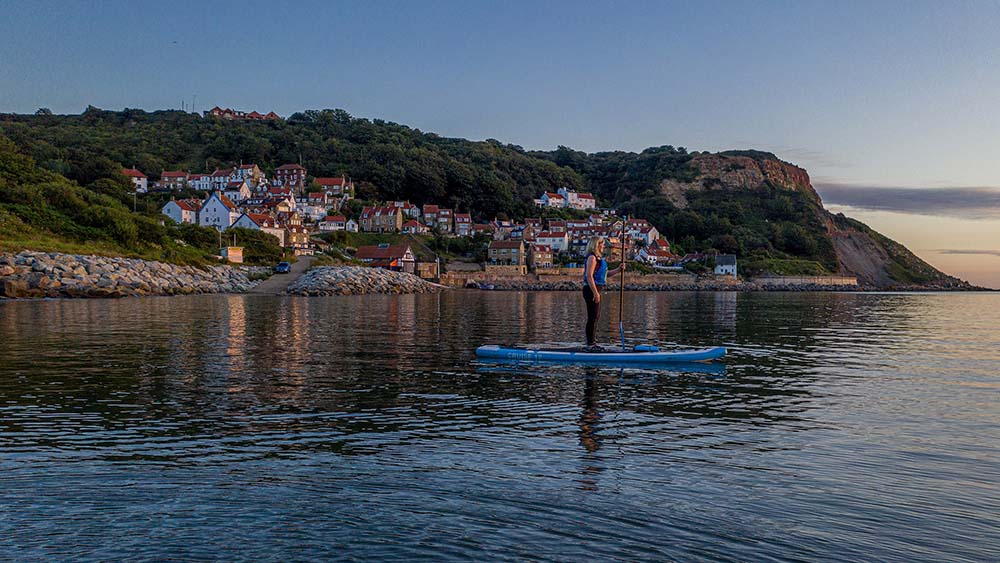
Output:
top-left (583, 285), bottom-right (602, 345)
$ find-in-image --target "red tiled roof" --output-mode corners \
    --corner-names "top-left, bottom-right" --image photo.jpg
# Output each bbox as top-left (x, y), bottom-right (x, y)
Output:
top-left (489, 241), bottom-right (524, 249)
top-left (173, 198), bottom-right (202, 212)
top-left (536, 231), bottom-right (564, 238)
top-left (532, 244), bottom-right (552, 252)
top-left (122, 168), bottom-right (145, 178)
top-left (276, 163), bottom-right (306, 171)
top-left (402, 220), bottom-right (423, 228)
top-left (161, 170), bottom-right (187, 178)
top-left (226, 181), bottom-right (245, 189)
top-left (323, 215), bottom-right (346, 222)
top-left (315, 177), bottom-right (347, 186)
top-left (356, 244), bottom-right (411, 260)
top-left (215, 193), bottom-right (237, 210)
top-left (577, 193), bottom-right (595, 199)
top-left (455, 213), bottom-right (471, 222)
top-left (246, 213), bottom-right (275, 227)
top-left (422, 204), bottom-right (439, 213)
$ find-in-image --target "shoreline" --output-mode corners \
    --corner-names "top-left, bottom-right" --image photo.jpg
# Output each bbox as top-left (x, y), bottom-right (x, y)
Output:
top-left (1, 251), bottom-right (991, 300)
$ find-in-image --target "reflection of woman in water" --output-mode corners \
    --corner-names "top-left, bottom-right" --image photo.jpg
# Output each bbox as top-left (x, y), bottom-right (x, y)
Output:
top-left (582, 237), bottom-right (625, 349)
top-left (578, 376), bottom-right (601, 453)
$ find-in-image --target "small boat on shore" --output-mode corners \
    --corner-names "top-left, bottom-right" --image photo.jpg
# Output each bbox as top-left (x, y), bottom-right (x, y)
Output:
top-left (476, 344), bottom-right (726, 364)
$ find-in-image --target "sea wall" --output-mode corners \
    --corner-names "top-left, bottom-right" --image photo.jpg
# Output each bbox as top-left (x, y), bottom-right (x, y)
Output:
top-left (287, 266), bottom-right (446, 296)
top-left (0, 251), bottom-right (258, 298)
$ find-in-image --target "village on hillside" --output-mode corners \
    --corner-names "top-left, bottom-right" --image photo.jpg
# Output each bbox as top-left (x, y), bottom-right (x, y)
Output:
top-left (125, 158), bottom-right (737, 281)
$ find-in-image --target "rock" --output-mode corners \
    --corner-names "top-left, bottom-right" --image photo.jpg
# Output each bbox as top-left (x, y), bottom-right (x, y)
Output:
top-left (2, 279), bottom-right (30, 298)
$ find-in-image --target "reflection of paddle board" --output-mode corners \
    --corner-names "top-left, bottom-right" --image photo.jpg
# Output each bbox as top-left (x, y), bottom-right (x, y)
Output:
top-left (475, 344), bottom-right (726, 364)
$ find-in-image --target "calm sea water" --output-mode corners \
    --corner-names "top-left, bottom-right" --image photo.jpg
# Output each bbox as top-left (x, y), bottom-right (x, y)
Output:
top-left (1, 291), bottom-right (998, 562)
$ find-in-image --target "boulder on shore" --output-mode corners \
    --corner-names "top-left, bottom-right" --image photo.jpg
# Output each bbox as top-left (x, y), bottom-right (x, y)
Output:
top-left (0, 251), bottom-right (260, 299)
top-left (287, 266), bottom-right (445, 296)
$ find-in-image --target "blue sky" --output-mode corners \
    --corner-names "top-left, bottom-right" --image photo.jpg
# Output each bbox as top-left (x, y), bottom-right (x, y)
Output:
top-left (2, 0), bottom-right (1000, 286)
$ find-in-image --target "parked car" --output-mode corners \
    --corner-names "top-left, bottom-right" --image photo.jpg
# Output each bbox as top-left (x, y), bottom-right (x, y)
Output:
top-left (274, 262), bottom-right (291, 274)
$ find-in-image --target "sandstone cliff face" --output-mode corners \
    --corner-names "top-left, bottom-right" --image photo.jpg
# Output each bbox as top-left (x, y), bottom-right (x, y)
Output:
top-left (651, 151), bottom-right (964, 288)
top-left (824, 216), bottom-right (894, 287)
top-left (659, 153), bottom-right (819, 208)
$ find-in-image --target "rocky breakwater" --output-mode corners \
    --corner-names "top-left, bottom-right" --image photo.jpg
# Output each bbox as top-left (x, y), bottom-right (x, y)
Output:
top-left (0, 251), bottom-right (258, 298)
top-left (287, 266), bottom-right (446, 296)
top-left (480, 278), bottom-right (865, 292)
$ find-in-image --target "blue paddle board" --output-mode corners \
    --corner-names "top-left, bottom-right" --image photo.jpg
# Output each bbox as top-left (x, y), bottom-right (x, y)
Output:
top-left (476, 344), bottom-right (726, 364)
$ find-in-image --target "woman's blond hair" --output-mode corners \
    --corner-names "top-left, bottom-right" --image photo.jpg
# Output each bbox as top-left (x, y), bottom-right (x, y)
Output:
top-left (585, 236), bottom-right (605, 257)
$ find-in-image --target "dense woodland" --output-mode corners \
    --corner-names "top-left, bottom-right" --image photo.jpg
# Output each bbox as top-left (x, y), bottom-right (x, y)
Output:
top-left (0, 107), bottom-right (952, 281)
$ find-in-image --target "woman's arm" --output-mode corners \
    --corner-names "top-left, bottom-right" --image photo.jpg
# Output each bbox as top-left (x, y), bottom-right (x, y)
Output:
top-left (607, 261), bottom-right (627, 277)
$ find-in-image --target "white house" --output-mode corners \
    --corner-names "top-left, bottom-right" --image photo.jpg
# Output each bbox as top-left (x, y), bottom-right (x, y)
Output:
top-left (187, 173), bottom-right (212, 191)
top-left (210, 168), bottom-right (235, 190)
top-left (401, 219), bottom-right (428, 234)
top-left (223, 180), bottom-right (252, 203)
top-left (535, 231), bottom-right (569, 252)
top-left (319, 215), bottom-right (347, 232)
top-left (538, 192), bottom-right (565, 208)
top-left (557, 187), bottom-right (596, 210)
top-left (122, 168), bottom-right (147, 193)
top-left (231, 212), bottom-right (287, 246)
top-left (162, 198), bottom-right (202, 225)
top-left (714, 254), bottom-right (737, 278)
top-left (345, 218), bottom-right (359, 232)
top-left (199, 192), bottom-right (241, 231)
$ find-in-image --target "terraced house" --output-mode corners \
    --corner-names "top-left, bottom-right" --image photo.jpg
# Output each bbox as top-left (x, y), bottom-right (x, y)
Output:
top-left (360, 206), bottom-right (403, 232)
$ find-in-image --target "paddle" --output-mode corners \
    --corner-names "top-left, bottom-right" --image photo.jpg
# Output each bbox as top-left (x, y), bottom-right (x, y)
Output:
top-left (619, 215), bottom-right (627, 351)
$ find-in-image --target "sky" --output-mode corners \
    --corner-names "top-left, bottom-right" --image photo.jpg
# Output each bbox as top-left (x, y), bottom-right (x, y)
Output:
top-left (1, 0), bottom-right (999, 287)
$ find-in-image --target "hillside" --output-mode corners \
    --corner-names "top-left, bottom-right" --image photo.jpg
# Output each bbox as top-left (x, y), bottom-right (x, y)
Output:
top-left (0, 108), bottom-right (968, 287)
top-left (0, 135), bottom-right (283, 265)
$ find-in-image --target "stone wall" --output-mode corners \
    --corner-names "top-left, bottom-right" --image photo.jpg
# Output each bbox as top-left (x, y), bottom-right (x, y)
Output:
top-left (0, 251), bottom-right (258, 298)
top-left (754, 275), bottom-right (858, 286)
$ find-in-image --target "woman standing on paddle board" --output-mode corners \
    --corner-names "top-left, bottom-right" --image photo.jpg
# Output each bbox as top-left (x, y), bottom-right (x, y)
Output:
top-left (583, 236), bottom-right (625, 349)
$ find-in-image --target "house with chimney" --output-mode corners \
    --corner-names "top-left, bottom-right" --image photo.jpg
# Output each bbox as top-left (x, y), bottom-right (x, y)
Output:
top-left (360, 206), bottom-right (403, 232)
top-left (161, 198), bottom-right (203, 225)
top-left (274, 164), bottom-right (307, 191)
top-left (187, 173), bottom-right (211, 191)
top-left (487, 240), bottom-right (527, 275)
top-left (231, 212), bottom-right (287, 246)
top-left (315, 176), bottom-right (354, 198)
top-left (714, 254), bottom-right (737, 278)
top-left (159, 170), bottom-right (189, 191)
top-left (234, 164), bottom-right (265, 185)
top-left (401, 220), bottom-right (428, 234)
top-left (391, 201), bottom-right (421, 219)
top-left (199, 192), bottom-right (241, 231)
top-left (223, 179), bottom-right (252, 203)
top-left (535, 231), bottom-right (568, 253)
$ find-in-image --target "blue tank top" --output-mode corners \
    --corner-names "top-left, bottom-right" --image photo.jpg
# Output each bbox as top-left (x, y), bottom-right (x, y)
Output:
top-left (587, 255), bottom-right (607, 285)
